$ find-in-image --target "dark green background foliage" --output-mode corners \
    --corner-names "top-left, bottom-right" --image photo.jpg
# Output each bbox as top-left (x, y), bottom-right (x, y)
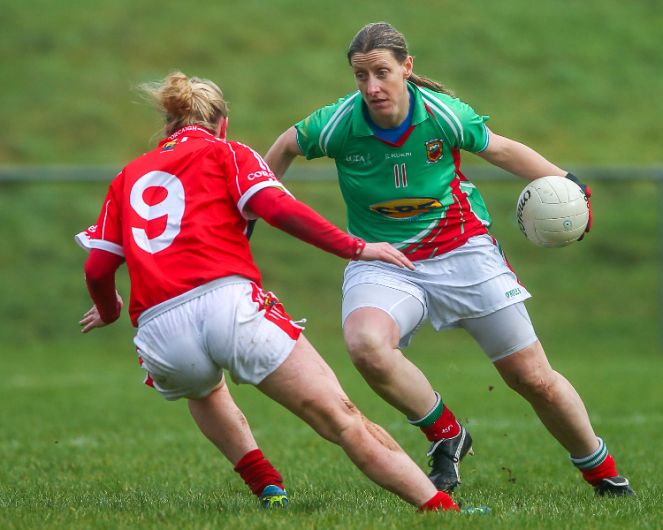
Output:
top-left (1, 1), bottom-right (662, 528)
top-left (2, 0), bottom-right (661, 164)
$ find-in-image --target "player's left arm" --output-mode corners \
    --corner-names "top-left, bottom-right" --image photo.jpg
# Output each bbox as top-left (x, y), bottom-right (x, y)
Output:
top-left (477, 129), bottom-right (592, 236)
top-left (476, 129), bottom-right (566, 180)
top-left (75, 225), bottom-right (127, 330)
top-left (81, 249), bottom-right (125, 332)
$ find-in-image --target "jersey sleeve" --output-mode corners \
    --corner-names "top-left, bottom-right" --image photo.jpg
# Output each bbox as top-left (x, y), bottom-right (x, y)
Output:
top-left (224, 142), bottom-right (293, 219)
top-left (453, 98), bottom-right (490, 153)
top-left (74, 224), bottom-right (98, 252)
top-left (88, 177), bottom-right (125, 257)
top-left (294, 93), bottom-right (359, 160)
top-left (420, 88), bottom-right (490, 153)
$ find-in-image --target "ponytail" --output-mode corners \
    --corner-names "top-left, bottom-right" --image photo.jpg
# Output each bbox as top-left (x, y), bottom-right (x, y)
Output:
top-left (139, 71), bottom-right (228, 135)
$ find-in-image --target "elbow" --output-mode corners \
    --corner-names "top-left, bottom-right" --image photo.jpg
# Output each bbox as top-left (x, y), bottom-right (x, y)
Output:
top-left (487, 149), bottom-right (511, 167)
top-left (260, 208), bottom-right (291, 229)
top-left (479, 132), bottom-right (519, 166)
top-left (84, 265), bottom-right (105, 285)
top-left (265, 127), bottom-right (301, 173)
top-left (84, 260), bottom-right (115, 287)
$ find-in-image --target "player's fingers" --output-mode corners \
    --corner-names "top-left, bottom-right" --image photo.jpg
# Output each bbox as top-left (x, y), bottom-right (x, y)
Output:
top-left (396, 252), bottom-right (415, 270)
top-left (385, 247), bottom-right (414, 270)
top-left (384, 249), bottom-right (414, 270)
top-left (83, 317), bottom-right (106, 333)
top-left (81, 320), bottom-right (96, 333)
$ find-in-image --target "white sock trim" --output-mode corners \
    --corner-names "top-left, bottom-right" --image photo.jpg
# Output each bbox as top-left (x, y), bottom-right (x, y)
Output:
top-left (407, 391), bottom-right (441, 425)
top-left (571, 437), bottom-right (608, 469)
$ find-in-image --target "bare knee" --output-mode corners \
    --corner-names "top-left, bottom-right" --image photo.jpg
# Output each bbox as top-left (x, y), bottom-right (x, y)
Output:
top-left (343, 309), bottom-right (400, 375)
top-left (496, 343), bottom-right (560, 403)
top-left (188, 381), bottom-right (226, 407)
top-left (505, 368), bottom-right (559, 403)
top-left (344, 328), bottom-right (395, 379)
top-left (315, 398), bottom-right (401, 453)
top-left (304, 396), bottom-right (364, 444)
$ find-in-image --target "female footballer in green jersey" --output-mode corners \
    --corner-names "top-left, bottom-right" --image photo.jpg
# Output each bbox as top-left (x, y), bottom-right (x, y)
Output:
top-left (265, 22), bottom-right (633, 497)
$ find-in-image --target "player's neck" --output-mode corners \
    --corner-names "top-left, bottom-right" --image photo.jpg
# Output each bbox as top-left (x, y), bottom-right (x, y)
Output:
top-left (367, 89), bottom-right (412, 129)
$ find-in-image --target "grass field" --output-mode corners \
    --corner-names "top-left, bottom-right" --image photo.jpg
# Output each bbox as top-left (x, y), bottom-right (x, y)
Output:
top-left (2, 0), bottom-right (662, 527)
top-left (1, 178), bottom-right (662, 529)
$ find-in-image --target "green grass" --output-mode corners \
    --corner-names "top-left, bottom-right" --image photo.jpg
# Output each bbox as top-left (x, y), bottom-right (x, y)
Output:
top-left (1, 179), bottom-right (662, 528)
top-left (2, 1), bottom-right (662, 525)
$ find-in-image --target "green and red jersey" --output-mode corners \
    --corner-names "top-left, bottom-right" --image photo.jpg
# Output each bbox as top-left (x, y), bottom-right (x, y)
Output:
top-left (295, 82), bottom-right (492, 260)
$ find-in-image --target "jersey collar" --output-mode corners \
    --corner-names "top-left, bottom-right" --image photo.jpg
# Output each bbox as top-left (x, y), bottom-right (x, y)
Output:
top-left (351, 81), bottom-right (430, 138)
top-left (159, 125), bottom-right (217, 147)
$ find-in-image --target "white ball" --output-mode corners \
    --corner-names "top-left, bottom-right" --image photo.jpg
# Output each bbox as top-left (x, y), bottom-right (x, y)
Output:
top-left (515, 175), bottom-right (589, 248)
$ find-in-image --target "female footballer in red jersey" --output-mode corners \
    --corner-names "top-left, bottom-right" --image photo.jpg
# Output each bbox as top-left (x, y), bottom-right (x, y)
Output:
top-left (79, 71), bottom-right (463, 512)
top-left (265, 22), bottom-right (632, 498)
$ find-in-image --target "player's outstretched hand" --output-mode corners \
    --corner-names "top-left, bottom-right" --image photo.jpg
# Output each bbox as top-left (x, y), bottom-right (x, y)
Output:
top-left (565, 172), bottom-right (592, 239)
top-left (358, 242), bottom-right (415, 270)
top-left (79, 292), bottom-right (124, 333)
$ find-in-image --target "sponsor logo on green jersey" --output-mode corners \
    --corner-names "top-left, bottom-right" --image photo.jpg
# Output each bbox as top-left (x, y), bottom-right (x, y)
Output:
top-left (345, 153), bottom-right (373, 165)
top-left (369, 197), bottom-right (443, 219)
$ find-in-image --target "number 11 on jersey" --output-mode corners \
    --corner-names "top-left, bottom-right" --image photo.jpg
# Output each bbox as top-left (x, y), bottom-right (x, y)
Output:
top-left (394, 163), bottom-right (408, 188)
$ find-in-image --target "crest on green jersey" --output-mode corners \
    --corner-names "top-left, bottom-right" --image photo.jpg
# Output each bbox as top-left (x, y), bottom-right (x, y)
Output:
top-left (425, 139), bottom-right (444, 163)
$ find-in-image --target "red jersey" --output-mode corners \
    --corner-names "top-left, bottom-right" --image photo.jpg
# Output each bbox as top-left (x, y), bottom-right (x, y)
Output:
top-left (88, 125), bottom-right (288, 326)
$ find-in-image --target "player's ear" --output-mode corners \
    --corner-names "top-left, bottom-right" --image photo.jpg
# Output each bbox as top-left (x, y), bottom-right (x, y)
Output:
top-left (217, 117), bottom-right (228, 139)
top-left (403, 55), bottom-right (413, 79)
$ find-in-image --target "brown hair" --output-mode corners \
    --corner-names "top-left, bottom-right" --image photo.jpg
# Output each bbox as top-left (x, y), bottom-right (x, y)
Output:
top-left (347, 22), bottom-right (454, 96)
top-left (140, 71), bottom-right (228, 135)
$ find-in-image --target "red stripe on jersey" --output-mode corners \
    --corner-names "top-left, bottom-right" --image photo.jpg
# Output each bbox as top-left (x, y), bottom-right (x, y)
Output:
top-left (452, 149), bottom-right (468, 181)
top-left (250, 283), bottom-right (303, 341)
top-left (375, 125), bottom-right (415, 148)
top-left (400, 149), bottom-right (487, 260)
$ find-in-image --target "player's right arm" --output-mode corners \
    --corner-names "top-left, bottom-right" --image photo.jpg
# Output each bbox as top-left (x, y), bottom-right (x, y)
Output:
top-left (246, 187), bottom-right (414, 270)
top-left (264, 126), bottom-right (302, 179)
top-left (265, 94), bottom-right (356, 178)
top-left (83, 249), bottom-right (124, 330)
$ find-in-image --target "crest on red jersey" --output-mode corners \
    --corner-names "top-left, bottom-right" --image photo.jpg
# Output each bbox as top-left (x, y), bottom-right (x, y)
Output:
top-left (425, 139), bottom-right (443, 163)
top-left (161, 141), bottom-right (177, 152)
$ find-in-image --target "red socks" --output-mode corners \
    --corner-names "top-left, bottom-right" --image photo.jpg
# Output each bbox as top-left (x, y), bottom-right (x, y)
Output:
top-left (420, 405), bottom-right (461, 441)
top-left (408, 392), bottom-right (461, 442)
top-left (570, 438), bottom-right (620, 486)
top-left (233, 449), bottom-right (284, 496)
top-left (419, 491), bottom-right (460, 512)
top-left (580, 453), bottom-right (618, 485)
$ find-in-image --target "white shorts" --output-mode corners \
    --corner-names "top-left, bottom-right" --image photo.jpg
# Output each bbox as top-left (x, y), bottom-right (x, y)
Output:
top-left (342, 234), bottom-right (535, 358)
top-left (133, 277), bottom-right (304, 400)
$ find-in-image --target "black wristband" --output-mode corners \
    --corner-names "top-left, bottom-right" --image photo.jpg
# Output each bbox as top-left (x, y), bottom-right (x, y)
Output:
top-left (565, 172), bottom-right (587, 194)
